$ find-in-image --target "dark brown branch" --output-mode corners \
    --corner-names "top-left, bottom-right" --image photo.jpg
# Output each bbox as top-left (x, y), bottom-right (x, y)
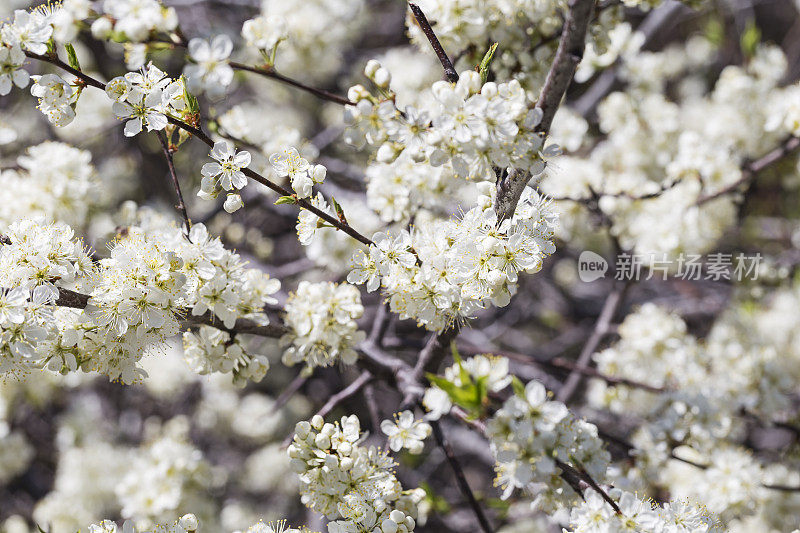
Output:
top-left (399, 326), bottom-right (460, 409)
top-left (408, 3), bottom-right (459, 82)
top-left (430, 419), bottom-right (494, 533)
top-left (555, 459), bottom-right (621, 514)
top-left (55, 288), bottom-right (90, 309)
top-left (363, 383), bottom-right (382, 431)
top-left (157, 130), bottom-right (192, 238)
top-left (229, 62), bottom-right (354, 106)
top-left (23, 50), bottom-right (106, 89)
top-left (182, 310), bottom-right (288, 338)
top-left (143, 36), bottom-right (353, 106)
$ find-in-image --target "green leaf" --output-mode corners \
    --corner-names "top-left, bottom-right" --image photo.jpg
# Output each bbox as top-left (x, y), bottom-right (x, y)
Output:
top-left (511, 375), bottom-right (526, 398)
top-left (450, 340), bottom-right (462, 365)
top-left (479, 42), bottom-right (499, 84)
top-left (275, 195), bottom-right (297, 205)
top-left (704, 18), bottom-right (724, 48)
top-left (475, 374), bottom-right (490, 406)
top-left (426, 374), bottom-right (476, 407)
top-left (181, 76), bottom-right (200, 114)
top-left (65, 43), bottom-right (81, 71)
top-left (330, 196), bottom-right (347, 223)
top-left (419, 482), bottom-right (451, 514)
top-left (740, 19), bottom-right (761, 59)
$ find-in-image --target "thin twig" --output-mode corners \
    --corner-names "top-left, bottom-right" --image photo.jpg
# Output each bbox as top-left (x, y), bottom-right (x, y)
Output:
top-left (272, 372), bottom-right (309, 413)
top-left (23, 50), bottom-right (106, 89)
top-left (157, 130), bottom-right (192, 238)
top-left (229, 62), bottom-right (354, 106)
top-left (555, 459), bottom-right (621, 514)
top-left (696, 136), bottom-right (800, 205)
top-left (22, 52), bottom-right (375, 248)
top-left (315, 371), bottom-right (373, 419)
top-left (408, 3), bottom-right (459, 82)
top-left (551, 180), bottom-right (680, 203)
top-left (142, 37), bottom-right (352, 106)
top-left (476, 347), bottom-right (664, 393)
top-left (430, 419), bottom-right (494, 533)
top-left (557, 281), bottom-right (628, 402)
top-left (571, 1), bottom-right (686, 117)
top-left (363, 383), bottom-right (382, 431)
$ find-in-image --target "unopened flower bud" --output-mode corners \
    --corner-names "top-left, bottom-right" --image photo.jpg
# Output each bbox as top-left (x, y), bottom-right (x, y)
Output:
top-left (178, 514), bottom-right (198, 531)
top-left (348, 84), bottom-right (370, 103)
top-left (365, 59), bottom-right (381, 78)
top-left (91, 17), bottom-right (113, 39)
top-left (223, 193), bottom-right (243, 213)
top-left (374, 67), bottom-right (391, 89)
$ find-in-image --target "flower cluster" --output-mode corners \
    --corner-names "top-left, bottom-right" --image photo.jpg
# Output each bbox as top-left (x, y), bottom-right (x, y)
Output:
top-left (107, 63), bottom-right (192, 137)
top-left (30, 73), bottom-right (77, 126)
top-left (348, 185), bottom-right (557, 331)
top-left (89, 514), bottom-right (199, 533)
top-left (269, 146), bottom-right (327, 199)
top-left (566, 488), bottom-right (721, 532)
top-left (183, 325), bottom-right (270, 387)
top-left (198, 140), bottom-right (251, 213)
top-left (93, 0), bottom-right (178, 42)
top-left (662, 446), bottom-right (763, 524)
top-left (0, 141), bottom-right (100, 229)
top-left (486, 379), bottom-right (610, 512)
top-left (364, 153), bottom-right (458, 223)
top-left (287, 415), bottom-right (422, 532)
top-left (241, 15), bottom-right (287, 57)
top-left (542, 42), bottom-right (791, 257)
top-left (254, 0), bottom-right (365, 81)
top-left (345, 69), bottom-right (558, 184)
top-left (115, 421), bottom-right (214, 526)
top-left (0, 219), bottom-right (93, 299)
top-left (281, 281), bottom-right (365, 373)
top-left (0, 215), bottom-right (279, 384)
top-left (586, 292), bottom-right (800, 523)
top-left (1, 9), bottom-right (53, 55)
